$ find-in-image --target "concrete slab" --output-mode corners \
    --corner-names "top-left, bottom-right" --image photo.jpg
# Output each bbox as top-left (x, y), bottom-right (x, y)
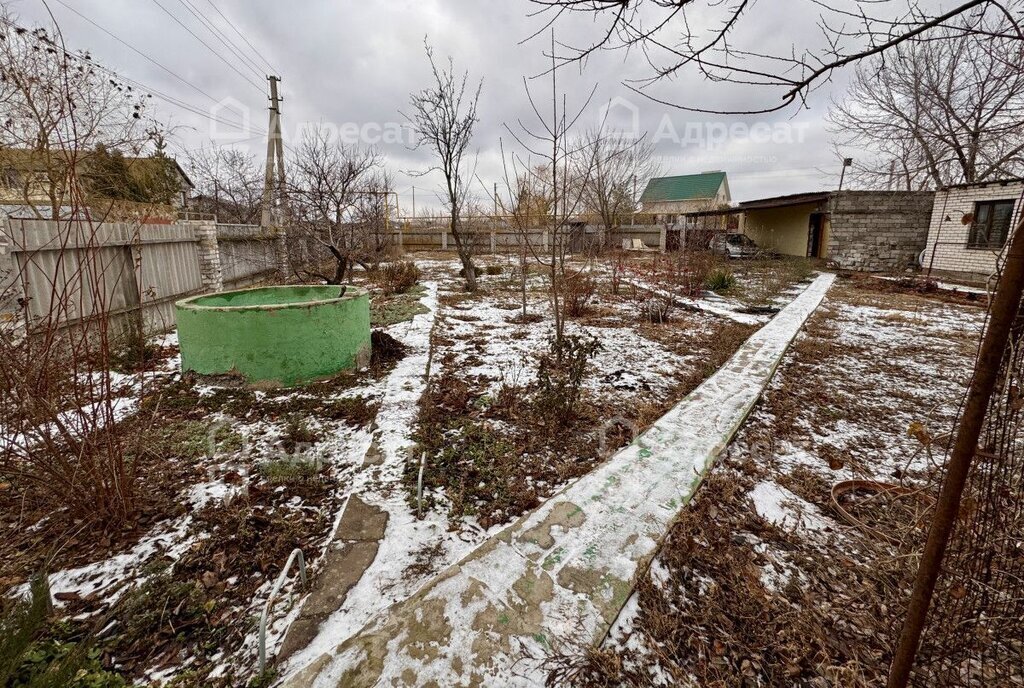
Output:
top-left (283, 273), bottom-right (836, 687)
top-left (278, 495), bottom-right (389, 661)
top-left (335, 496), bottom-right (389, 542)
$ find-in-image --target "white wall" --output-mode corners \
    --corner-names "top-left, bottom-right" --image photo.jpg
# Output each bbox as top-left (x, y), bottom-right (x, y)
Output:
top-left (924, 181), bottom-right (1024, 282)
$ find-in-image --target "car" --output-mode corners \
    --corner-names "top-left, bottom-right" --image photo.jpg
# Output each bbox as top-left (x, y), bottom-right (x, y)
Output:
top-left (710, 232), bottom-right (760, 259)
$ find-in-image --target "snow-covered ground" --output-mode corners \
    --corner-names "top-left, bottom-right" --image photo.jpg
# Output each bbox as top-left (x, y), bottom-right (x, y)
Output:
top-left (595, 277), bottom-right (987, 685)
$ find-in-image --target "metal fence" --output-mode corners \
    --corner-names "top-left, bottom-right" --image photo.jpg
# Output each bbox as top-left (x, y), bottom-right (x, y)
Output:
top-left (0, 217), bottom-right (276, 337)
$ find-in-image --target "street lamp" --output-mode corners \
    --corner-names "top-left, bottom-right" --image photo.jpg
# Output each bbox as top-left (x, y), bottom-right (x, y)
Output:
top-left (838, 157), bottom-right (853, 191)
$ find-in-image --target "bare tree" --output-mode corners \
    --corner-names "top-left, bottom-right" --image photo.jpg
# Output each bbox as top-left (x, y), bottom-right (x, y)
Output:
top-left (352, 168), bottom-right (396, 266)
top-left (829, 17), bottom-right (1024, 188)
top-left (527, 0), bottom-right (1023, 113)
top-left (577, 128), bottom-right (659, 238)
top-left (0, 6), bottom-right (157, 219)
top-left (502, 33), bottom-right (601, 351)
top-left (186, 146), bottom-right (264, 223)
top-left (286, 125), bottom-right (382, 284)
top-left (0, 8), bottom-right (168, 530)
top-left (407, 40), bottom-right (483, 291)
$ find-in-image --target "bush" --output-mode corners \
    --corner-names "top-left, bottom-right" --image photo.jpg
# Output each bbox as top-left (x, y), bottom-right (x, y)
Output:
top-left (639, 296), bottom-right (674, 324)
top-left (533, 332), bottom-right (601, 427)
top-left (0, 576), bottom-right (124, 688)
top-left (376, 261), bottom-right (421, 296)
top-left (561, 272), bottom-right (598, 317)
top-left (673, 251), bottom-right (715, 297)
top-left (705, 268), bottom-right (737, 293)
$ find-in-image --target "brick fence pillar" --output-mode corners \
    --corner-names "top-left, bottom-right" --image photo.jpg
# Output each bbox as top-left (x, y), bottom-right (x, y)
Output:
top-left (194, 220), bottom-right (223, 292)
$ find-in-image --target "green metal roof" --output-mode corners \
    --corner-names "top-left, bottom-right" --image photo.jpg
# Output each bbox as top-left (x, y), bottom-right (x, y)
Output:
top-left (640, 172), bottom-right (727, 203)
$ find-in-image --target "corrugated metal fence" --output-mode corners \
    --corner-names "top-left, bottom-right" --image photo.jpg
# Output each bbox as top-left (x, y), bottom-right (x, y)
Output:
top-left (0, 217), bottom-right (276, 336)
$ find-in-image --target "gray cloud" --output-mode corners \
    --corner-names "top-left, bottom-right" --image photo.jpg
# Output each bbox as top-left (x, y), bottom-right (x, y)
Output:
top-left (10, 0), bottom-right (872, 210)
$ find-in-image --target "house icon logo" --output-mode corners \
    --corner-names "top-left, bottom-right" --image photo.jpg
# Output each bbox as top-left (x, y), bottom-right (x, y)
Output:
top-left (209, 96), bottom-right (253, 142)
top-left (597, 96), bottom-right (641, 140)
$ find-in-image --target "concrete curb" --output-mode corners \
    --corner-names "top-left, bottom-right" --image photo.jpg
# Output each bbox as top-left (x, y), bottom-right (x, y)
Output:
top-left (285, 273), bottom-right (836, 688)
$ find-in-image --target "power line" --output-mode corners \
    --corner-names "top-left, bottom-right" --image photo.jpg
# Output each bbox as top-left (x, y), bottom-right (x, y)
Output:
top-left (51, 0), bottom-right (226, 108)
top-left (147, 0), bottom-right (265, 93)
top-left (201, 0), bottom-right (278, 75)
top-left (174, 0), bottom-right (267, 81)
top-left (0, 14), bottom-right (266, 137)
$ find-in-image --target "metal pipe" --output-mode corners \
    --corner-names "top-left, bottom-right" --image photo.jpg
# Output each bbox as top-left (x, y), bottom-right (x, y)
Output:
top-left (258, 547), bottom-right (308, 673)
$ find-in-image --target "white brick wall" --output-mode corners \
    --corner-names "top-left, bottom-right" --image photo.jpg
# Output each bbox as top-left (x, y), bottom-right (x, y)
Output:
top-left (924, 181), bottom-right (1024, 281)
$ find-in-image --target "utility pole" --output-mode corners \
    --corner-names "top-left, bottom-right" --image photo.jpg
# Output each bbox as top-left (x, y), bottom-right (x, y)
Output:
top-left (260, 75), bottom-right (283, 228)
top-left (259, 76), bottom-right (289, 279)
top-left (412, 186), bottom-right (416, 219)
top-left (632, 174), bottom-right (637, 226)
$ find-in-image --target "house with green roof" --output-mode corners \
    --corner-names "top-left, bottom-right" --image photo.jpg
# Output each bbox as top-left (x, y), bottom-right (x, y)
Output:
top-left (640, 171), bottom-right (731, 223)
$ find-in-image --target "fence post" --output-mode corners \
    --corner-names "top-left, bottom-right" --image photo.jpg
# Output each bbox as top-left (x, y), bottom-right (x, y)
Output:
top-left (887, 215), bottom-right (1024, 687)
top-left (0, 224), bottom-right (25, 340)
top-left (659, 226), bottom-right (667, 253)
top-left (490, 229), bottom-right (496, 254)
top-left (194, 220), bottom-right (223, 292)
top-left (441, 229), bottom-right (448, 250)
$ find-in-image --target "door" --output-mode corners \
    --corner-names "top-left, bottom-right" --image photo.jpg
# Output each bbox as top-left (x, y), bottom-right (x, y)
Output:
top-left (807, 213), bottom-right (825, 258)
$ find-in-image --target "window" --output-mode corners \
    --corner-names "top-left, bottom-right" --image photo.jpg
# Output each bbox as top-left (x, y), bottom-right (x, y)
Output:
top-left (1, 167), bottom-right (19, 189)
top-left (968, 200), bottom-right (1015, 249)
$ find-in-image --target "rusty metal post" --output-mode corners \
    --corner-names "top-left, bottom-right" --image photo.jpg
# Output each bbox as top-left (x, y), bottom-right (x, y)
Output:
top-left (888, 216), bottom-right (1024, 688)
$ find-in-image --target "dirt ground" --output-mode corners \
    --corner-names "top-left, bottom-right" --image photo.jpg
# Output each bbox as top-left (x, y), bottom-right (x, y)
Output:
top-left (554, 273), bottom-right (987, 687)
top-left (0, 250), bottom-right (828, 687)
top-left (404, 252), bottom-right (817, 531)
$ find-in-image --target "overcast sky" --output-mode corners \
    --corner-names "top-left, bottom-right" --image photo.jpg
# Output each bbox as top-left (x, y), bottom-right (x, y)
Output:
top-left (8, 0), bottom-right (945, 210)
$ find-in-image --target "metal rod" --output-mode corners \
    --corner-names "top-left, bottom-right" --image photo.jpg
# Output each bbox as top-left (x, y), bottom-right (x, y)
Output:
top-left (258, 547), bottom-right (307, 673)
top-left (887, 215), bottom-right (1024, 687)
top-left (416, 451), bottom-right (426, 518)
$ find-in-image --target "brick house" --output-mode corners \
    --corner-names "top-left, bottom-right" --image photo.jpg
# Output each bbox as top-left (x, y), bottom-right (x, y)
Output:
top-left (923, 178), bottom-right (1024, 284)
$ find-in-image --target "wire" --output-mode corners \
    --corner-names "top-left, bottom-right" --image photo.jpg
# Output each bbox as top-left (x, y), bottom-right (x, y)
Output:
top-left (0, 14), bottom-right (267, 136)
top-left (201, 0), bottom-right (278, 75)
top-left (147, 0), bottom-right (265, 93)
top-left (174, 0), bottom-right (267, 81)
top-left (51, 0), bottom-right (226, 107)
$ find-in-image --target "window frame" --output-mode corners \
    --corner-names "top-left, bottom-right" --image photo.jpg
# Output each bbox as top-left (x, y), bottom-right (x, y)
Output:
top-left (967, 199), bottom-right (1016, 250)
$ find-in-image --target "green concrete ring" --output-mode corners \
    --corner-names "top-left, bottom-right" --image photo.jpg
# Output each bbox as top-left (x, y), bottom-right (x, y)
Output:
top-left (175, 285), bottom-right (371, 386)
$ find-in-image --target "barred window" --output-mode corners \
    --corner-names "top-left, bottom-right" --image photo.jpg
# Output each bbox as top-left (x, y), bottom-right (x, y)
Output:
top-left (967, 200), bottom-right (1015, 250)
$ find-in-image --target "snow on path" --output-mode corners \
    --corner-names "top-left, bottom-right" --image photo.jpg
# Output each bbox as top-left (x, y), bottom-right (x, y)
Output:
top-left (284, 273), bottom-right (837, 688)
top-left (281, 282), bottom-right (492, 676)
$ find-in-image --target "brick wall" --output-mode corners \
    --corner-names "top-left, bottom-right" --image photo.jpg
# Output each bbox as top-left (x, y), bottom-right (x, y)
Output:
top-left (827, 191), bottom-right (935, 271)
top-left (923, 180), bottom-right (1024, 283)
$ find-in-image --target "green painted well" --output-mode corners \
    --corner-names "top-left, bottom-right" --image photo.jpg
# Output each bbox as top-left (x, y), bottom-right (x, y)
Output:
top-left (175, 285), bottom-right (371, 386)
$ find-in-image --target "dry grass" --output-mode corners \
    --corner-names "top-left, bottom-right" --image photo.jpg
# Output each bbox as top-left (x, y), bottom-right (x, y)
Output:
top-left (545, 275), bottom-right (986, 687)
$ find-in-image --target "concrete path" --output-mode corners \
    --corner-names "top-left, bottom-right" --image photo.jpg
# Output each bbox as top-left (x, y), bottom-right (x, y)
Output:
top-left (278, 495), bottom-right (389, 659)
top-left (283, 273), bottom-right (836, 688)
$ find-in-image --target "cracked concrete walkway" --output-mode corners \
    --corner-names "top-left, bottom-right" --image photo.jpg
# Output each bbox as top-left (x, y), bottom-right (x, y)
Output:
top-left (283, 273), bottom-right (836, 688)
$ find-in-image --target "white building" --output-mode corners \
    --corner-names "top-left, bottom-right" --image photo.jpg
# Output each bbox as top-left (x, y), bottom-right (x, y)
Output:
top-left (923, 178), bottom-right (1024, 284)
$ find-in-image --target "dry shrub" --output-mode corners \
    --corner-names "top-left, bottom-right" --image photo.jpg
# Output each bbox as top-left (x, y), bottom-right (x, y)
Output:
top-left (672, 250), bottom-right (715, 297)
top-left (638, 296), bottom-right (674, 324)
top-left (561, 271), bottom-right (598, 317)
top-left (375, 260), bottom-right (421, 295)
top-left (0, 312), bottom-right (150, 532)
